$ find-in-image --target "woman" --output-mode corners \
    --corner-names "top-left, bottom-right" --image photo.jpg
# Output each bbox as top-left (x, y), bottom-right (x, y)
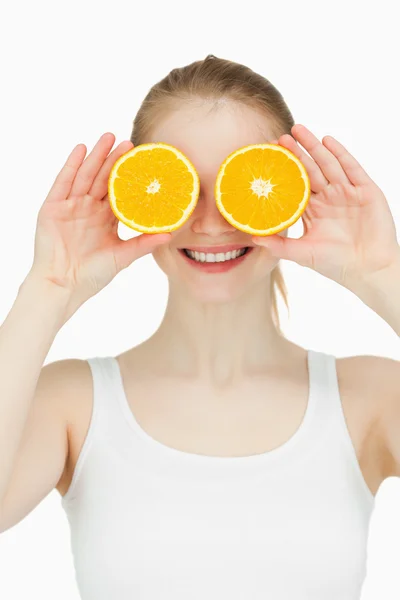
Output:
top-left (0, 55), bottom-right (399, 599)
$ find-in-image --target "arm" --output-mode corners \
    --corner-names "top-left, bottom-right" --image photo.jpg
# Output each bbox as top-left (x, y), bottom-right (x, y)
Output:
top-left (0, 274), bottom-right (72, 532)
top-left (345, 250), bottom-right (400, 337)
top-left (0, 132), bottom-right (172, 533)
top-left (375, 357), bottom-right (400, 478)
top-left (0, 132), bottom-right (170, 533)
top-left (354, 256), bottom-right (400, 478)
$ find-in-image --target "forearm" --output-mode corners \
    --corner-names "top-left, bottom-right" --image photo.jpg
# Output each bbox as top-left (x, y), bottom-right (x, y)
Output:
top-left (0, 274), bottom-right (72, 505)
top-left (349, 256), bottom-right (400, 336)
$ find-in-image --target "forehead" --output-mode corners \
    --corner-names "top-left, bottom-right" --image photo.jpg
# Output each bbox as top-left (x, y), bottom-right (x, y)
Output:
top-left (147, 99), bottom-right (275, 177)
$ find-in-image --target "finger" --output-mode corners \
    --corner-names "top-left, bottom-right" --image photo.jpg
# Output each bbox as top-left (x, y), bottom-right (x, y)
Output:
top-left (113, 232), bottom-right (172, 271)
top-left (251, 233), bottom-right (313, 268)
top-left (89, 140), bottom-right (134, 201)
top-left (69, 132), bottom-right (117, 198)
top-left (322, 135), bottom-right (374, 187)
top-left (45, 144), bottom-right (88, 203)
top-left (291, 125), bottom-right (349, 186)
top-left (276, 134), bottom-right (329, 193)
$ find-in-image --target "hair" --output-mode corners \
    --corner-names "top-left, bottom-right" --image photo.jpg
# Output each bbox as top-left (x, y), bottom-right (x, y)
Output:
top-left (130, 54), bottom-right (292, 336)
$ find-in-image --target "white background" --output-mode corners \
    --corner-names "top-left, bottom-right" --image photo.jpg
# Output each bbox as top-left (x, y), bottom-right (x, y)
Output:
top-left (0, 0), bottom-right (399, 598)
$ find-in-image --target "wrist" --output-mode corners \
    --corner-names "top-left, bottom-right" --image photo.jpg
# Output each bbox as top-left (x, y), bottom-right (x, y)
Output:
top-left (18, 271), bottom-right (74, 325)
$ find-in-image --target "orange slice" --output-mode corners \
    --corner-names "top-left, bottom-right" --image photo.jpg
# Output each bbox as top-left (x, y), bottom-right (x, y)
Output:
top-left (215, 144), bottom-right (311, 236)
top-left (108, 143), bottom-right (200, 233)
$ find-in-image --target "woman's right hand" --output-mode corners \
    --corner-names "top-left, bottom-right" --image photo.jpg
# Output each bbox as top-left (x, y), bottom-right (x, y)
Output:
top-left (26, 132), bottom-right (172, 318)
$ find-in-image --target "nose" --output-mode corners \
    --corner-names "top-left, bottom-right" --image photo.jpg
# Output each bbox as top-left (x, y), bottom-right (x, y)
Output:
top-left (190, 193), bottom-right (237, 236)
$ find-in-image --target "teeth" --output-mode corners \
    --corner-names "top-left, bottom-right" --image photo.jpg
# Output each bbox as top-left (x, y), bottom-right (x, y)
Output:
top-left (184, 248), bottom-right (247, 263)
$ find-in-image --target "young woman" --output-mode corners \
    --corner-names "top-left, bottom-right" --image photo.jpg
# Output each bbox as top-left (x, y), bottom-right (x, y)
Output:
top-left (0, 55), bottom-right (399, 599)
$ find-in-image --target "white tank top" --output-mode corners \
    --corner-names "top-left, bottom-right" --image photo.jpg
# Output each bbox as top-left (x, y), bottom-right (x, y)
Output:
top-left (61, 349), bottom-right (375, 599)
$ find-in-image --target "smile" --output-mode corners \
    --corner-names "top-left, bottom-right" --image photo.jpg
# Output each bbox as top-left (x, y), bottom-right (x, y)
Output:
top-left (183, 247), bottom-right (250, 263)
top-left (178, 247), bottom-right (254, 273)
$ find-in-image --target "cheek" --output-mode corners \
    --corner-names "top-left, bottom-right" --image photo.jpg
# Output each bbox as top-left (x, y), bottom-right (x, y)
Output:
top-left (254, 246), bottom-right (281, 273)
top-left (151, 244), bottom-right (175, 273)
top-left (151, 244), bottom-right (166, 264)
top-left (152, 229), bottom-right (182, 268)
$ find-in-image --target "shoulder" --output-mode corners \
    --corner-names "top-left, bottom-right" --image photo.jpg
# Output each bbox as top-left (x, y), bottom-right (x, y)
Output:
top-left (335, 353), bottom-right (399, 390)
top-left (43, 358), bottom-right (95, 496)
top-left (336, 353), bottom-right (400, 477)
top-left (41, 357), bottom-right (93, 397)
top-left (39, 358), bottom-right (94, 435)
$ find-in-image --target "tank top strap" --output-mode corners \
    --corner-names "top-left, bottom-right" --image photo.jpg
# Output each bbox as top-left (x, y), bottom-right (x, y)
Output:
top-left (307, 348), bottom-right (375, 504)
top-left (60, 356), bottom-right (121, 505)
top-left (307, 348), bottom-right (351, 444)
top-left (85, 356), bottom-right (121, 421)
top-left (307, 349), bottom-right (338, 415)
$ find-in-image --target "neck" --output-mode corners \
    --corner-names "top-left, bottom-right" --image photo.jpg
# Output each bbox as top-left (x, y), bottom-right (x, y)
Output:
top-left (146, 276), bottom-right (288, 387)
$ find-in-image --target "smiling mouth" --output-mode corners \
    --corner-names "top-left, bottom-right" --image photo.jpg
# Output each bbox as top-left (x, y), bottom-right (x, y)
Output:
top-left (180, 247), bottom-right (251, 263)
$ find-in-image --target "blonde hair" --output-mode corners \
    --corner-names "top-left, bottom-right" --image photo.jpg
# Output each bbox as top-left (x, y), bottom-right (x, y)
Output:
top-left (130, 54), bottom-right (291, 335)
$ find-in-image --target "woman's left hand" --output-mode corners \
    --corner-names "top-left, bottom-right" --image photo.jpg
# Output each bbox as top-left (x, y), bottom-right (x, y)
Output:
top-left (252, 124), bottom-right (400, 291)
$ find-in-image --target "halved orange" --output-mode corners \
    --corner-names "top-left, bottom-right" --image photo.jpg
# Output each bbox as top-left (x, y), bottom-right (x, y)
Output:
top-left (215, 144), bottom-right (311, 236)
top-left (108, 143), bottom-right (200, 233)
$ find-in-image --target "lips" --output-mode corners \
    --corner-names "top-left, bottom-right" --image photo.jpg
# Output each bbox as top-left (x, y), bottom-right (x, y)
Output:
top-left (179, 244), bottom-right (250, 254)
top-left (179, 245), bottom-right (253, 271)
top-left (180, 247), bottom-right (250, 264)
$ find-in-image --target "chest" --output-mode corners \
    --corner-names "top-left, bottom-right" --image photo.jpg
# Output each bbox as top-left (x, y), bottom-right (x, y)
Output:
top-left (65, 448), bottom-right (371, 599)
top-left (59, 357), bottom-right (387, 499)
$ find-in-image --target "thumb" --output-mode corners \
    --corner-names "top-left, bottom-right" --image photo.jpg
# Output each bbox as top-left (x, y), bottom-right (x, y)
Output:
top-left (252, 234), bottom-right (312, 268)
top-left (113, 232), bottom-right (172, 271)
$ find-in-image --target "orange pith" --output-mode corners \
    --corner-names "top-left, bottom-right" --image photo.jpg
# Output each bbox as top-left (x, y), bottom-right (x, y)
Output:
top-left (215, 144), bottom-right (311, 236)
top-left (108, 143), bottom-right (200, 233)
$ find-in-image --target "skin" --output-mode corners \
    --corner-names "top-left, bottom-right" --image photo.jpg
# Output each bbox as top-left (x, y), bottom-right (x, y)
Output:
top-left (2, 99), bottom-right (399, 534)
top-left (58, 99), bottom-right (397, 501)
top-left (143, 99), bottom-right (292, 384)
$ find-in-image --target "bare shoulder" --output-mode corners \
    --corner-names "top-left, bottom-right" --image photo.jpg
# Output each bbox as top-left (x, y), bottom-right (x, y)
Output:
top-left (336, 353), bottom-right (400, 480)
top-left (336, 353), bottom-right (399, 394)
top-left (36, 357), bottom-right (93, 428)
top-left (0, 358), bottom-right (94, 532)
top-left (43, 357), bottom-right (93, 420)
top-left (50, 358), bottom-right (94, 495)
